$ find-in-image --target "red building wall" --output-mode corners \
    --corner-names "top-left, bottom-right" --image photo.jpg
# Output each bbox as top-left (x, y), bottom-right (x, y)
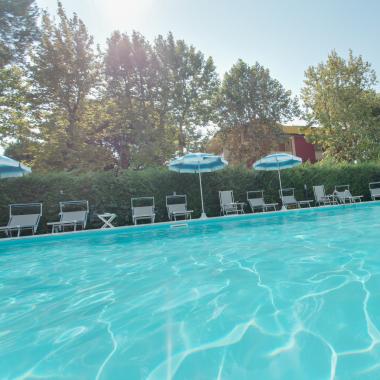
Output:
top-left (293, 135), bottom-right (316, 163)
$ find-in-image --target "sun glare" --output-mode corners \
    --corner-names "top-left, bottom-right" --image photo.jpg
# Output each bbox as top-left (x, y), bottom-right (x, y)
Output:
top-left (101, 0), bottom-right (154, 27)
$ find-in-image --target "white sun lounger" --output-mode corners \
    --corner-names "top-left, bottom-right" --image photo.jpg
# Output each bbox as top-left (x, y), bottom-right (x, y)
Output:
top-left (333, 185), bottom-right (363, 204)
top-left (166, 194), bottom-right (193, 221)
top-left (47, 200), bottom-right (89, 233)
top-left (247, 190), bottom-right (277, 212)
top-left (131, 197), bottom-right (155, 225)
top-left (219, 190), bottom-right (244, 215)
top-left (0, 203), bottom-right (42, 237)
top-left (369, 182), bottom-right (380, 200)
top-left (280, 188), bottom-right (313, 209)
top-left (313, 185), bottom-right (337, 206)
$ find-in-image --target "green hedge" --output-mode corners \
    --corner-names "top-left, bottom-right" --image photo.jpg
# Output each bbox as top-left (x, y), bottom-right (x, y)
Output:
top-left (1, 162), bottom-right (380, 234)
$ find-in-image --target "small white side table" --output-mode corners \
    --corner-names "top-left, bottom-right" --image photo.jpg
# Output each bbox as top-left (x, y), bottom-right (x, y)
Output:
top-left (97, 213), bottom-right (117, 228)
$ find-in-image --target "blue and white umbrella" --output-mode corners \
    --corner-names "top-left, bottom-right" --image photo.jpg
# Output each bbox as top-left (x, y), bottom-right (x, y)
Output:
top-left (168, 153), bottom-right (228, 218)
top-left (0, 155), bottom-right (32, 178)
top-left (253, 153), bottom-right (302, 207)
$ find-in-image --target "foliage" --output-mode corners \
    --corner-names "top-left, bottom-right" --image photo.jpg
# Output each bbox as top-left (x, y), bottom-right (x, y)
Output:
top-left (104, 31), bottom-right (175, 168)
top-left (102, 31), bottom-right (219, 169)
top-left (0, 65), bottom-right (32, 143)
top-left (1, 163), bottom-right (379, 234)
top-left (22, 1), bottom-right (109, 170)
top-left (154, 33), bottom-right (220, 154)
top-left (302, 50), bottom-right (380, 162)
top-left (215, 59), bottom-right (299, 166)
top-left (0, 0), bottom-right (39, 67)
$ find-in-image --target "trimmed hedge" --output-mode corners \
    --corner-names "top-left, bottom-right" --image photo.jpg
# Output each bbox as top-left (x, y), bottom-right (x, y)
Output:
top-left (1, 162), bottom-right (380, 234)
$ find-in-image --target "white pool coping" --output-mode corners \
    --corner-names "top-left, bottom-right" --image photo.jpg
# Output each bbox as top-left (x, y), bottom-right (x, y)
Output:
top-left (1, 200), bottom-right (379, 244)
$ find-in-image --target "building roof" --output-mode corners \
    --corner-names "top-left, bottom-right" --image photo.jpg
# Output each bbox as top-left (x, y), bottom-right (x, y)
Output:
top-left (281, 125), bottom-right (307, 135)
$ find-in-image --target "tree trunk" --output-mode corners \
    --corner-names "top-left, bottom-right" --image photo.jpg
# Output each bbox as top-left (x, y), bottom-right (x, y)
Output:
top-left (178, 125), bottom-right (185, 154)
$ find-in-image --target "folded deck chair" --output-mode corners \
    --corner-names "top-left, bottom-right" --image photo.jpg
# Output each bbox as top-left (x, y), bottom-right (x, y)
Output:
top-left (333, 185), bottom-right (363, 204)
top-left (166, 194), bottom-right (193, 221)
top-left (131, 197), bottom-right (155, 225)
top-left (313, 185), bottom-right (337, 206)
top-left (47, 200), bottom-right (89, 233)
top-left (0, 203), bottom-right (42, 237)
top-left (280, 188), bottom-right (313, 209)
top-left (369, 182), bottom-right (380, 200)
top-left (247, 190), bottom-right (277, 212)
top-left (219, 190), bottom-right (244, 215)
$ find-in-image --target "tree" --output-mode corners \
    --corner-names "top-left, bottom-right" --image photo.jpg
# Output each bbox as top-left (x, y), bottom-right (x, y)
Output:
top-left (215, 59), bottom-right (299, 166)
top-left (103, 31), bottom-right (219, 168)
top-left (103, 31), bottom-right (176, 169)
top-left (0, 0), bottom-right (39, 67)
top-left (0, 65), bottom-right (31, 142)
top-left (302, 50), bottom-right (380, 162)
top-left (154, 32), bottom-right (220, 154)
top-left (0, 0), bottom-right (38, 152)
top-left (26, 2), bottom-right (111, 170)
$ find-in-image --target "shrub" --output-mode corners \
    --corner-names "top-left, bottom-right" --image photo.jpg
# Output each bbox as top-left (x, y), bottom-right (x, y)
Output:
top-left (1, 162), bottom-right (380, 234)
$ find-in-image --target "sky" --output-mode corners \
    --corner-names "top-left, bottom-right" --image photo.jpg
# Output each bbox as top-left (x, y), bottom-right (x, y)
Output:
top-left (36, 0), bottom-right (380, 97)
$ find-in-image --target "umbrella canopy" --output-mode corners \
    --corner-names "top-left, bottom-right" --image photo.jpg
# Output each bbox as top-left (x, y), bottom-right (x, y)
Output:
top-left (253, 153), bottom-right (302, 209)
top-left (253, 153), bottom-right (302, 171)
top-left (168, 153), bottom-right (228, 218)
top-left (0, 155), bottom-right (32, 178)
top-left (168, 153), bottom-right (227, 173)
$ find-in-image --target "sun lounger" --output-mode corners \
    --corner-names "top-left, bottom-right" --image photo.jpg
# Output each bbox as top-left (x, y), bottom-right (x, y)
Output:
top-left (333, 185), bottom-right (363, 204)
top-left (369, 182), bottom-right (380, 200)
top-left (0, 203), bottom-right (42, 237)
top-left (219, 190), bottom-right (245, 215)
top-left (313, 185), bottom-right (337, 206)
top-left (47, 200), bottom-right (89, 233)
top-left (247, 190), bottom-right (277, 212)
top-left (280, 188), bottom-right (313, 209)
top-left (131, 197), bottom-right (155, 225)
top-left (166, 194), bottom-right (193, 221)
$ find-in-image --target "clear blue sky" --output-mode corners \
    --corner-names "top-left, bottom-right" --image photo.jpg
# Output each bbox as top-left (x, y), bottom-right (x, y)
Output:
top-left (37, 0), bottom-right (380, 97)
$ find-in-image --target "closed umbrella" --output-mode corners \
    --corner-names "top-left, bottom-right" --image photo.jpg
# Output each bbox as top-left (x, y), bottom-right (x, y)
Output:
top-left (253, 153), bottom-right (302, 210)
top-left (168, 153), bottom-right (228, 219)
top-left (0, 155), bottom-right (31, 178)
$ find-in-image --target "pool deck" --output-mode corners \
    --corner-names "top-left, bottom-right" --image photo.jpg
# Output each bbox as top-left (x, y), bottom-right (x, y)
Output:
top-left (1, 200), bottom-right (379, 244)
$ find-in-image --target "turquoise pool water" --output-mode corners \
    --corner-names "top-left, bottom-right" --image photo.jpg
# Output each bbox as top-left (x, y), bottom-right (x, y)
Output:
top-left (1, 204), bottom-right (380, 379)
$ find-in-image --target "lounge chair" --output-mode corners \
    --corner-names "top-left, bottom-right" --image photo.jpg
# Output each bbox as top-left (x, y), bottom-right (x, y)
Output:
top-left (219, 190), bottom-right (245, 215)
top-left (166, 194), bottom-right (193, 221)
top-left (247, 190), bottom-right (277, 212)
top-left (369, 182), bottom-right (380, 200)
top-left (313, 185), bottom-right (337, 206)
top-left (280, 188), bottom-right (313, 209)
top-left (333, 185), bottom-right (363, 204)
top-left (47, 200), bottom-right (89, 233)
top-left (131, 197), bottom-right (155, 225)
top-left (0, 203), bottom-right (42, 237)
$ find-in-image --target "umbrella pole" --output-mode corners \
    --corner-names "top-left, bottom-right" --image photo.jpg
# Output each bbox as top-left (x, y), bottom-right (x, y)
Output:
top-left (198, 165), bottom-right (207, 219)
top-left (278, 167), bottom-right (287, 211)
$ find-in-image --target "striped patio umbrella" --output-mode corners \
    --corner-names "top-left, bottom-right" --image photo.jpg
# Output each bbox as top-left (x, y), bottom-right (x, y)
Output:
top-left (0, 155), bottom-right (32, 179)
top-left (168, 153), bottom-right (228, 219)
top-left (253, 153), bottom-right (302, 208)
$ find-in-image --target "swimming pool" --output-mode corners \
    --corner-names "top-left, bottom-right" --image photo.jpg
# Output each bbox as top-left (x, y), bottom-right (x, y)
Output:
top-left (1, 203), bottom-right (380, 379)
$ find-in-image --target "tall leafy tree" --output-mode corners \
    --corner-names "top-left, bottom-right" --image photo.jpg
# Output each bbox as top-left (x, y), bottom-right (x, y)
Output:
top-left (0, 0), bottom-right (38, 67)
top-left (302, 50), bottom-right (380, 162)
top-left (216, 59), bottom-right (299, 166)
top-left (154, 32), bottom-right (220, 154)
top-left (0, 0), bottom-right (38, 152)
top-left (0, 65), bottom-right (34, 148)
top-left (104, 31), bottom-right (176, 169)
top-left (27, 2), bottom-right (111, 170)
